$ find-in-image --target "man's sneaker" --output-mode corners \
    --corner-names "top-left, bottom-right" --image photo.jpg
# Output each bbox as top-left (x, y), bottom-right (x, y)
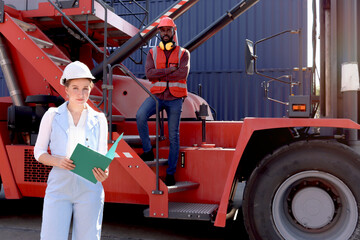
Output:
top-left (165, 174), bottom-right (176, 186)
top-left (140, 149), bottom-right (154, 162)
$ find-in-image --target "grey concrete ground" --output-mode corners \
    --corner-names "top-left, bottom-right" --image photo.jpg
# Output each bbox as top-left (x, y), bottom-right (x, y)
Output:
top-left (0, 184), bottom-right (248, 240)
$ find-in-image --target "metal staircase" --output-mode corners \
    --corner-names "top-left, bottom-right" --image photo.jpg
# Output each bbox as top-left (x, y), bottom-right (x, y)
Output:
top-left (11, 17), bottom-right (71, 67)
top-left (0, 13), bottom-right (111, 113)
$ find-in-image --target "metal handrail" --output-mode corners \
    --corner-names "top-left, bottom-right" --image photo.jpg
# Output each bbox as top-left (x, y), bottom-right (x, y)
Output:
top-left (109, 63), bottom-right (162, 195)
top-left (253, 29), bottom-right (300, 85)
top-left (105, 0), bottom-right (149, 65)
top-left (95, 0), bottom-right (109, 117)
top-left (117, 0), bottom-right (148, 29)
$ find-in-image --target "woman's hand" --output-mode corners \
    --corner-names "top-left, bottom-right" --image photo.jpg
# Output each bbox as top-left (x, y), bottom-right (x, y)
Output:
top-left (56, 157), bottom-right (75, 170)
top-left (93, 168), bottom-right (109, 182)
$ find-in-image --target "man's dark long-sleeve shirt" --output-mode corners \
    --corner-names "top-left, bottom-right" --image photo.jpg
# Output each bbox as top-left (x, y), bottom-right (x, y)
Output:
top-left (145, 47), bottom-right (190, 100)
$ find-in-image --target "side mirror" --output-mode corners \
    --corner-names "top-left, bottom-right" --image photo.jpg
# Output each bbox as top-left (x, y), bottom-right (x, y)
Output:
top-left (245, 39), bottom-right (255, 75)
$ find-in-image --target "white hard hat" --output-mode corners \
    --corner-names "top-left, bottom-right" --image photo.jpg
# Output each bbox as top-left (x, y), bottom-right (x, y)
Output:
top-left (60, 61), bottom-right (95, 86)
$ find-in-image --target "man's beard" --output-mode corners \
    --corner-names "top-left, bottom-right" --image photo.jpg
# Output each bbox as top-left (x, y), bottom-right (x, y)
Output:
top-left (161, 35), bottom-right (174, 44)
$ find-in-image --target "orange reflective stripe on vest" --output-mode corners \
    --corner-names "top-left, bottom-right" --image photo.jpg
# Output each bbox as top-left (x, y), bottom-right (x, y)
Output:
top-left (149, 46), bottom-right (188, 98)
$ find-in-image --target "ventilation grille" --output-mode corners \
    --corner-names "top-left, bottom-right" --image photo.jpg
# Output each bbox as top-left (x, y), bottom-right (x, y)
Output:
top-left (24, 149), bottom-right (51, 182)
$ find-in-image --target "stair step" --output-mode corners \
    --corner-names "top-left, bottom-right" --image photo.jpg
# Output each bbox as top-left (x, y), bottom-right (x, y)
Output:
top-left (29, 36), bottom-right (53, 49)
top-left (123, 135), bottom-right (157, 146)
top-left (145, 158), bottom-right (168, 167)
top-left (168, 202), bottom-right (218, 221)
top-left (144, 202), bottom-right (218, 221)
top-left (47, 54), bottom-right (71, 66)
top-left (11, 17), bottom-right (37, 32)
top-left (168, 181), bottom-right (199, 194)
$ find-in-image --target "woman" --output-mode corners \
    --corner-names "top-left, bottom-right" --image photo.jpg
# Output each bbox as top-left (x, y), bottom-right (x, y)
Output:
top-left (34, 61), bottom-right (109, 240)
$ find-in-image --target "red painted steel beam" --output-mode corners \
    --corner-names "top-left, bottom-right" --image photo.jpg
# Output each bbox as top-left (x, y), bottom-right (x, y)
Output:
top-left (184, 0), bottom-right (259, 52)
top-left (0, 13), bottom-right (66, 97)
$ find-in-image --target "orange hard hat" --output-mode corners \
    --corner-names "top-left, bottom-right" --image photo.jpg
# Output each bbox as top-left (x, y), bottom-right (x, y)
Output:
top-left (158, 17), bottom-right (176, 28)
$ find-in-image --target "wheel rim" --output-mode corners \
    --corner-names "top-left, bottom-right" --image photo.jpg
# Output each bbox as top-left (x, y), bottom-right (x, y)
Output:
top-left (272, 170), bottom-right (358, 240)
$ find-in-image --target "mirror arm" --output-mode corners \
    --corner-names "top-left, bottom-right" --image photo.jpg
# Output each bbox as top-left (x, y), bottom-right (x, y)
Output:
top-left (253, 29), bottom-right (300, 84)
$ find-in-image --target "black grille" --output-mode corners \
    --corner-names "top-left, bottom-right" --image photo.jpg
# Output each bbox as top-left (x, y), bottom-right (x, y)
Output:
top-left (24, 149), bottom-right (51, 182)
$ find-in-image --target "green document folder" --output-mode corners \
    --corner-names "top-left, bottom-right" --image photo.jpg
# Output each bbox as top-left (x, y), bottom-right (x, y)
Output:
top-left (70, 133), bottom-right (123, 184)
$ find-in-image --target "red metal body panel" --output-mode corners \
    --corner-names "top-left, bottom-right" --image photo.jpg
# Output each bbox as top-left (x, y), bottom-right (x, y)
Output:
top-left (0, 97), bottom-right (12, 118)
top-left (3, 5), bottom-right (20, 19)
top-left (214, 117), bottom-right (360, 227)
top-left (6, 145), bottom-right (46, 197)
top-left (5, 42), bottom-right (55, 96)
top-left (0, 126), bottom-right (22, 199)
top-left (173, 147), bottom-right (235, 203)
top-left (0, 101), bottom-right (22, 199)
top-left (2, 120), bottom-right (241, 203)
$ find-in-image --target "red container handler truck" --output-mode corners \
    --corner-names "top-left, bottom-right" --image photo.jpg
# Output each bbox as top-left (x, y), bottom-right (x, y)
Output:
top-left (1, 0), bottom-right (360, 239)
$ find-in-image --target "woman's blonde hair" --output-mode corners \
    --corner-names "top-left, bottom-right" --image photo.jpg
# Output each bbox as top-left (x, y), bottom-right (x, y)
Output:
top-left (64, 78), bottom-right (94, 89)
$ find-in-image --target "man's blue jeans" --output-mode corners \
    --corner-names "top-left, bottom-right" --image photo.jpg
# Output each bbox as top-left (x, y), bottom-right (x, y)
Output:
top-left (136, 96), bottom-right (183, 175)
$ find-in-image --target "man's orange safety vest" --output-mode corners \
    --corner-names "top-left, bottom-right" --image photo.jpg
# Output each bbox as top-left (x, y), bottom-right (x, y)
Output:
top-left (149, 46), bottom-right (188, 98)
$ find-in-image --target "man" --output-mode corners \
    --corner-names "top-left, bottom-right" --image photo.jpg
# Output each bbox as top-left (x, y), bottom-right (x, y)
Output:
top-left (136, 17), bottom-right (190, 186)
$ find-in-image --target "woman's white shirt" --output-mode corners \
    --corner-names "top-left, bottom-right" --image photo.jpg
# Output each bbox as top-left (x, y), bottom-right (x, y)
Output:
top-left (34, 107), bottom-right (108, 160)
top-left (66, 109), bottom-right (87, 158)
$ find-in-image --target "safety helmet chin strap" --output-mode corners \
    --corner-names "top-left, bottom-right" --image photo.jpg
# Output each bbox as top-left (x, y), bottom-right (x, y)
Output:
top-left (173, 28), bottom-right (179, 46)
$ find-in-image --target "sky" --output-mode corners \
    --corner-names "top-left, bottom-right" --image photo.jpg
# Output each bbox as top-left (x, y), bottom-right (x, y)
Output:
top-left (307, 0), bottom-right (320, 69)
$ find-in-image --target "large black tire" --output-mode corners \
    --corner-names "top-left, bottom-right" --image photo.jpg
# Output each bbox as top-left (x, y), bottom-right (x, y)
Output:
top-left (242, 140), bottom-right (360, 240)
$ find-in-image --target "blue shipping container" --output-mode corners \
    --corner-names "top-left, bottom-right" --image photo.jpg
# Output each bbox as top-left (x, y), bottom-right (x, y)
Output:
top-left (118, 0), bottom-right (309, 120)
